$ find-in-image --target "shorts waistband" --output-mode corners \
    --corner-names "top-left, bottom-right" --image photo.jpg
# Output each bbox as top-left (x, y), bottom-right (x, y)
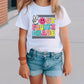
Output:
top-left (28, 48), bottom-right (62, 56)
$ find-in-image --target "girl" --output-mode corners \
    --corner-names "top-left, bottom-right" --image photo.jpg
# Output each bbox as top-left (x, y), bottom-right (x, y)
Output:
top-left (16, 0), bottom-right (72, 84)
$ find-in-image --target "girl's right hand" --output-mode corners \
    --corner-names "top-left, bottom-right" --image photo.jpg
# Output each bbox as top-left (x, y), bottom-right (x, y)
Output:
top-left (19, 63), bottom-right (30, 79)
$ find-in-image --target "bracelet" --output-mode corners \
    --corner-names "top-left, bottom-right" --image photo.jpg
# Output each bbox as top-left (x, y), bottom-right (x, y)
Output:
top-left (18, 57), bottom-right (27, 61)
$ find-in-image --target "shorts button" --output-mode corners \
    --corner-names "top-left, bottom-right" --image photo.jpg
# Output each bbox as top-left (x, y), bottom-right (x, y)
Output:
top-left (44, 53), bottom-right (46, 55)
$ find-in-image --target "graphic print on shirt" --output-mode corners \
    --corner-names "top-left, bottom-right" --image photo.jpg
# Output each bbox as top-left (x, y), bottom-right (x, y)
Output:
top-left (32, 15), bottom-right (56, 39)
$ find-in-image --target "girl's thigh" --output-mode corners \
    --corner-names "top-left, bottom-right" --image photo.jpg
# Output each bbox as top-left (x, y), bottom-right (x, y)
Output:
top-left (45, 75), bottom-right (62, 84)
top-left (29, 73), bottom-right (44, 84)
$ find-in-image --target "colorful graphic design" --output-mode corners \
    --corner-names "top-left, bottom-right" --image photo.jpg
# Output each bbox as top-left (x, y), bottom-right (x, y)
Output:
top-left (32, 15), bottom-right (56, 39)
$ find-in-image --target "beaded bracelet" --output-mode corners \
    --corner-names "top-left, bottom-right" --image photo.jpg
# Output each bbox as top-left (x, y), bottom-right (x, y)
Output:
top-left (18, 57), bottom-right (27, 61)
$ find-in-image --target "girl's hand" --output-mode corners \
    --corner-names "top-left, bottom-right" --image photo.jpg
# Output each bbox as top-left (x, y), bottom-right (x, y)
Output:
top-left (19, 63), bottom-right (30, 79)
top-left (63, 59), bottom-right (72, 76)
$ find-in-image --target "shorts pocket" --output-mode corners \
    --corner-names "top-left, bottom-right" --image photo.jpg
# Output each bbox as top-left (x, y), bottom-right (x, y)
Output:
top-left (54, 53), bottom-right (62, 59)
top-left (26, 52), bottom-right (35, 61)
top-left (51, 52), bottom-right (63, 63)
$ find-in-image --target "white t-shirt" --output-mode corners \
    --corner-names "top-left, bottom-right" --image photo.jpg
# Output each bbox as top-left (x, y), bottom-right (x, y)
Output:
top-left (15, 1), bottom-right (71, 53)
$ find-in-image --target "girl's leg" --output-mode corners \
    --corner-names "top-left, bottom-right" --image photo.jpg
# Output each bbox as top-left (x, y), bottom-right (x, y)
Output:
top-left (44, 51), bottom-right (63, 84)
top-left (45, 75), bottom-right (62, 84)
top-left (29, 73), bottom-right (44, 84)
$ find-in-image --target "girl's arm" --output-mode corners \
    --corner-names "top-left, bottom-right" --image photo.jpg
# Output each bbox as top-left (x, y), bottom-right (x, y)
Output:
top-left (18, 28), bottom-right (30, 79)
top-left (60, 26), bottom-right (71, 60)
top-left (59, 26), bottom-right (72, 76)
top-left (18, 28), bottom-right (28, 65)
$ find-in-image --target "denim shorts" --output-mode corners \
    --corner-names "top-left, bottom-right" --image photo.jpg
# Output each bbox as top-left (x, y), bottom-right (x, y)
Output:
top-left (26, 48), bottom-right (64, 78)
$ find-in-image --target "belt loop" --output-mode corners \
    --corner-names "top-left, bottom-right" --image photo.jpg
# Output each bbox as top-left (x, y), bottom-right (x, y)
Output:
top-left (52, 52), bottom-right (55, 57)
top-left (32, 49), bottom-right (37, 57)
top-left (30, 48), bottom-right (33, 57)
top-left (36, 51), bottom-right (37, 57)
top-left (50, 52), bottom-right (51, 58)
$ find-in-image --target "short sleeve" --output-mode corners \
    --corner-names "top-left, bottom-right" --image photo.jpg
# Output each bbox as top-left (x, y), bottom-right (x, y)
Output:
top-left (15, 6), bottom-right (29, 30)
top-left (59, 5), bottom-right (71, 28)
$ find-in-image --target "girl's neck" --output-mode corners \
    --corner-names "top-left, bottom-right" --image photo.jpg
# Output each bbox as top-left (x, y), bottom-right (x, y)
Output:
top-left (34, 0), bottom-right (51, 7)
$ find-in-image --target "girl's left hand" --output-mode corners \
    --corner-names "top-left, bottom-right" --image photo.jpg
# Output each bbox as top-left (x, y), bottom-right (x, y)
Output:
top-left (63, 59), bottom-right (72, 76)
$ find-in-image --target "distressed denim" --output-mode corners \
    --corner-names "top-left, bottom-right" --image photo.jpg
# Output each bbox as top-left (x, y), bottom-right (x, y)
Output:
top-left (26, 48), bottom-right (64, 78)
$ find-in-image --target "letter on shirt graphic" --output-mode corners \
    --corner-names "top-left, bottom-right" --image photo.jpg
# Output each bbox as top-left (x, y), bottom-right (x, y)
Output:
top-left (36, 25), bottom-right (40, 30)
top-left (44, 24), bottom-right (48, 30)
top-left (40, 25), bottom-right (44, 30)
top-left (46, 30), bottom-right (51, 36)
top-left (47, 24), bottom-right (51, 30)
top-left (46, 18), bottom-right (51, 23)
top-left (51, 24), bottom-right (55, 30)
top-left (41, 30), bottom-right (46, 36)
top-left (32, 30), bottom-right (37, 36)
top-left (32, 15), bottom-right (39, 25)
top-left (51, 18), bottom-right (55, 24)
top-left (39, 17), bottom-right (46, 24)
top-left (32, 24), bottom-right (36, 30)
top-left (36, 30), bottom-right (41, 36)
top-left (51, 30), bottom-right (55, 36)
